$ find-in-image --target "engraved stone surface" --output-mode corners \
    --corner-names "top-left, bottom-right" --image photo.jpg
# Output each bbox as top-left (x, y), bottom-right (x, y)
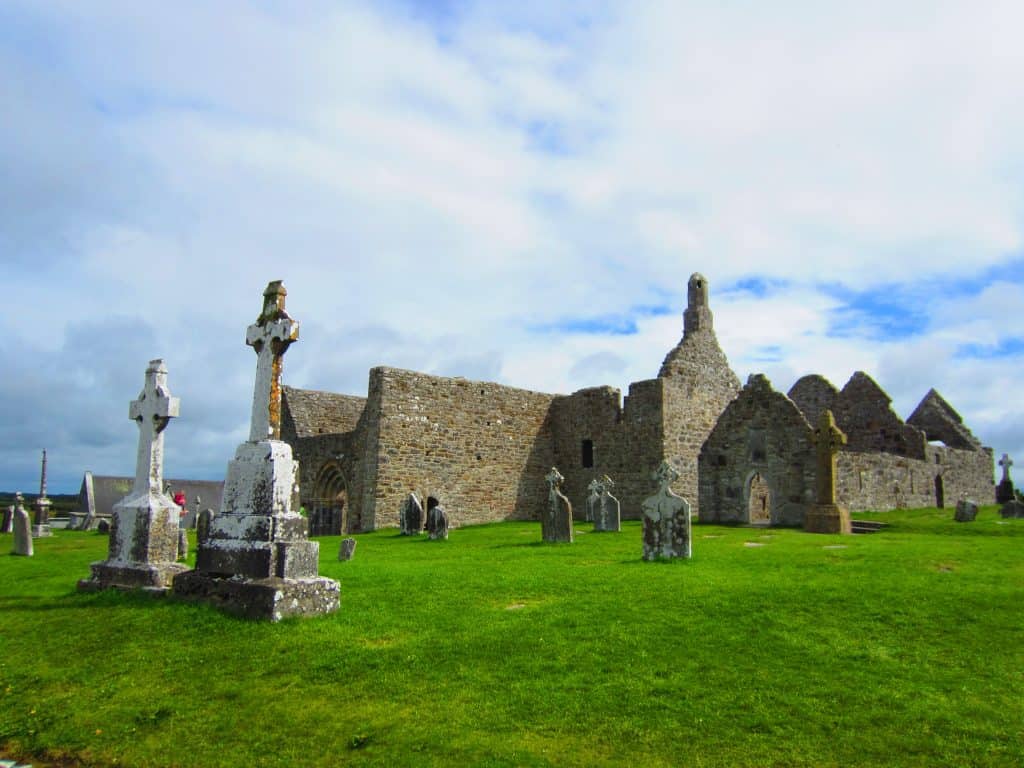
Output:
top-left (338, 538), bottom-right (357, 561)
top-left (172, 282), bottom-right (339, 621)
top-left (642, 461), bottom-right (691, 560)
top-left (428, 505), bottom-right (449, 540)
top-left (590, 475), bottom-right (621, 533)
top-left (12, 493), bottom-right (33, 557)
top-left (400, 493), bottom-right (423, 535)
top-left (78, 360), bottom-right (187, 592)
top-left (542, 467), bottom-right (573, 543)
top-left (954, 499), bottom-right (979, 522)
top-left (804, 410), bottom-right (852, 535)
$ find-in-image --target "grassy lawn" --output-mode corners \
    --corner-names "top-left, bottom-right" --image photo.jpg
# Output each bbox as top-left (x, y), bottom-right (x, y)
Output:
top-left (1, 508), bottom-right (1022, 767)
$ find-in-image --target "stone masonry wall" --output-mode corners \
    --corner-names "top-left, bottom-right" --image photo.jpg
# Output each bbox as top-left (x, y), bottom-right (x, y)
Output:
top-left (832, 372), bottom-right (927, 459)
top-left (365, 367), bottom-right (556, 529)
top-left (699, 375), bottom-right (815, 526)
top-left (838, 444), bottom-right (994, 512)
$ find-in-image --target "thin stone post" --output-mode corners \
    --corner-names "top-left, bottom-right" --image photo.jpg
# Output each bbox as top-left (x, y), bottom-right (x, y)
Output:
top-left (33, 449), bottom-right (53, 537)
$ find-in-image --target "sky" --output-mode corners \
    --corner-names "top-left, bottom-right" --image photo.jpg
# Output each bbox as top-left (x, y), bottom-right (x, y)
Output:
top-left (2, 1), bottom-right (1023, 494)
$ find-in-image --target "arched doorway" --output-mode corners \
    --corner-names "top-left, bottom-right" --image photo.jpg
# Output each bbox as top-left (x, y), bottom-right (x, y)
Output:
top-left (310, 462), bottom-right (348, 535)
top-left (747, 472), bottom-right (771, 524)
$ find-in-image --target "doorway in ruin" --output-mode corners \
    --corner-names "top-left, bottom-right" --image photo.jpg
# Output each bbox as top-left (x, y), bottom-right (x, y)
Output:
top-left (934, 475), bottom-right (945, 509)
top-left (747, 472), bottom-right (772, 524)
top-left (311, 461), bottom-right (348, 535)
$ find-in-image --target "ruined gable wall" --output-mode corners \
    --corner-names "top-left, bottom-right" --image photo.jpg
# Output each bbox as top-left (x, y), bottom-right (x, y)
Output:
top-left (699, 375), bottom-right (815, 526)
top-left (367, 367), bottom-right (556, 529)
top-left (281, 386), bottom-right (366, 439)
top-left (659, 331), bottom-right (742, 516)
top-left (832, 373), bottom-right (927, 459)
top-left (837, 445), bottom-right (994, 512)
top-left (787, 375), bottom-right (838, 427)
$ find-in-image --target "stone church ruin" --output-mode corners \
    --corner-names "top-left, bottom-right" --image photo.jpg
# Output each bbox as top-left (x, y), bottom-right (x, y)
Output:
top-left (281, 273), bottom-right (995, 533)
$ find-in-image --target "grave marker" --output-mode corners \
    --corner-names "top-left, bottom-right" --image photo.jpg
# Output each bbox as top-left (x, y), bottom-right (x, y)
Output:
top-left (542, 467), bottom-right (573, 543)
top-left (804, 409), bottom-right (852, 534)
top-left (78, 359), bottom-right (187, 592)
top-left (400, 493), bottom-right (423, 535)
top-left (591, 475), bottom-right (621, 533)
top-left (996, 454), bottom-right (1015, 504)
top-left (33, 449), bottom-right (53, 538)
top-left (12, 493), bottom-right (33, 556)
top-left (641, 461), bottom-right (691, 560)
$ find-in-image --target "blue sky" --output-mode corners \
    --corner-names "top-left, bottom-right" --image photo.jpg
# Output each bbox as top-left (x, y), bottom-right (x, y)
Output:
top-left (1, 1), bottom-right (1023, 493)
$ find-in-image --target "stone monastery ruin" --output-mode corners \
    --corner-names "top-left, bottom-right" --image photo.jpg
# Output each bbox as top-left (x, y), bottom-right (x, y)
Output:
top-left (282, 274), bottom-right (994, 533)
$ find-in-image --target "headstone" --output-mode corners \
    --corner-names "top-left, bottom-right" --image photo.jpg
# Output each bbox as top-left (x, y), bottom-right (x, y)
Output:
top-left (428, 506), bottom-right (449, 540)
top-left (542, 467), bottom-right (573, 543)
top-left (1, 505), bottom-right (12, 534)
top-left (585, 479), bottom-right (599, 523)
top-left (954, 499), bottom-right (978, 522)
top-left (33, 449), bottom-right (53, 538)
top-left (78, 359), bottom-right (189, 593)
top-left (1000, 499), bottom-right (1024, 519)
top-left (996, 454), bottom-right (1015, 504)
top-left (177, 527), bottom-right (189, 560)
top-left (11, 493), bottom-right (33, 556)
top-left (172, 281), bottom-right (340, 621)
top-left (641, 461), bottom-right (691, 560)
top-left (78, 470), bottom-right (98, 530)
top-left (591, 475), bottom-right (621, 533)
top-left (338, 538), bottom-right (357, 561)
top-left (400, 493), bottom-right (423, 535)
top-left (97, 519), bottom-right (111, 534)
top-left (196, 508), bottom-right (215, 545)
top-left (804, 410), bottom-right (852, 534)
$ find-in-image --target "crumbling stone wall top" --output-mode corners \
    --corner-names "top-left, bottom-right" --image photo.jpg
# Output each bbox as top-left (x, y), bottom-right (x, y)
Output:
top-left (282, 385), bottom-right (367, 439)
top-left (832, 371), bottom-right (926, 459)
top-left (907, 388), bottom-right (982, 451)
top-left (787, 374), bottom-right (838, 427)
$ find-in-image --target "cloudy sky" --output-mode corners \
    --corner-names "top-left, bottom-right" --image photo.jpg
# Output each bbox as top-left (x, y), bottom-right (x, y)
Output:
top-left (2, 1), bottom-right (1023, 494)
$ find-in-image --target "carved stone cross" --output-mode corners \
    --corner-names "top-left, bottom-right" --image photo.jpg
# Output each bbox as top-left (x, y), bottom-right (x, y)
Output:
top-left (545, 467), bottom-right (565, 499)
top-left (652, 460), bottom-right (680, 494)
top-left (999, 453), bottom-right (1013, 483)
top-left (813, 409), bottom-right (847, 505)
top-left (128, 359), bottom-right (180, 497)
top-left (246, 280), bottom-right (299, 442)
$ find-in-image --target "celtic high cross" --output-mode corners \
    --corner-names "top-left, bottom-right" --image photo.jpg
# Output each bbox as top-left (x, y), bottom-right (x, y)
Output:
top-left (129, 359), bottom-right (180, 497)
top-left (246, 280), bottom-right (299, 442)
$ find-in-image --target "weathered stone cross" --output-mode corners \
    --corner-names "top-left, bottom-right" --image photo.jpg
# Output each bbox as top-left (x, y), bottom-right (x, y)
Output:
top-left (999, 453), bottom-right (1013, 483)
top-left (653, 460), bottom-right (679, 493)
top-left (128, 359), bottom-right (180, 497)
top-left (545, 467), bottom-right (565, 499)
top-left (813, 409), bottom-right (847, 505)
top-left (246, 280), bottom-right (299, 442)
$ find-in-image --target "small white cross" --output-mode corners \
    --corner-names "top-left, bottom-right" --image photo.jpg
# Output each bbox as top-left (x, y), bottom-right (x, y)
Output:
top-left (128, 359), bottom-right (179, 497)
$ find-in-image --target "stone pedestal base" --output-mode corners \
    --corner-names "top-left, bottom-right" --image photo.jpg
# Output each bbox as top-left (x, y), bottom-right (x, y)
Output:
top-left (77, 561), bottom-right (188, 593)
top-left (31, 524), bottom-right (53, 538)
top-left (804, 503), bottom-right (852, 534)
top-left (172, 571), bottom-right (340, 621)
top-left (996, 480), bottom-right (1015, 504)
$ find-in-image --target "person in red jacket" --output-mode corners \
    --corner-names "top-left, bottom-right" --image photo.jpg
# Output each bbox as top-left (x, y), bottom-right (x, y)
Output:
top-left (173, 490), bottom-right (187, 516)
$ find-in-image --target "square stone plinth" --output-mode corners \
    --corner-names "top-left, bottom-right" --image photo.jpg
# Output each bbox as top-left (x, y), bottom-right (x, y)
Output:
top-left (78, 561), bottom-right (189, 594)
top-left (172, 571), bottom-right (340, 622)
top-left (804, 503), bottom-right (852, 534)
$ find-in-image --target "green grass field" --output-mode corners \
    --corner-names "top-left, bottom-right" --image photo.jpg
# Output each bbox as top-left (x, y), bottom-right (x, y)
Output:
top-left (1, 508), bottom-right (1022, 767)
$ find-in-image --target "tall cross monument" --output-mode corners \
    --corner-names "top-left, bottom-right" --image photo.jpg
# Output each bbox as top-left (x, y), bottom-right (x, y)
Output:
top-left (32, 449), bottom-right (53, 537)
top-left (804, 409), bottom-right (852, 534)
top-left (78, 359), bottom-right (187, 592)
top-left (996, 453), bottom-right (1015, 503)
top-left (173, 281), bottom-right (339, 621)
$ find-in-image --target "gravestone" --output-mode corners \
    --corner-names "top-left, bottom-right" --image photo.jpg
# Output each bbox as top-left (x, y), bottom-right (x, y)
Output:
top-left (542, 467), bottom-right (573, 543)
top-left (1, 505), bottom-right (12, 534)
top-left (641, 461), bottom-right (691, 560)
top-left (804, 410), bottom-right (852, 534)
top-left (585, 480), bottom-right (599, 523)
top-left (78, 359), bottom-right (188, 592)
top-left (1000, 500), bottom-right (1024, 519)
top-left (400, 493), bottom-right (423, 535)
top-left (428, 506), bottom-right (449, 540)
top-left (591, 475), bottom-right (621, 533)
top-left (196, 509), bottom-right (215, 545)
top-left (33, 449), bottom-right (53, 538)
top-left (996, 454), bottom-right (1015, 504)
top-left (173, 281), bottom-right (340, 621)
top-left (177, 527), bottom-right (189, 560)
top-left (954, 499), bottom-right (978, 523)
top-left (338, 538), bottom-right (357, 561)
top-left (12, 493), bottom-right (33, 556)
